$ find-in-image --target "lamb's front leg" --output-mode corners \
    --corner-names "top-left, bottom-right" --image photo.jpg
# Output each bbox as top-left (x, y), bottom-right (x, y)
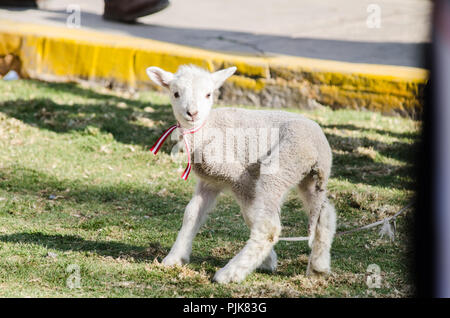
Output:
top-left (162, 181), bottom-right (220, 266)
top-left (213, 207), bottom-right (281, 284)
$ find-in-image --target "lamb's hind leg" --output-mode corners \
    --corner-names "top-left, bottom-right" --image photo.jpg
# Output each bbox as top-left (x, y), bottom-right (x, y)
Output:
top-left (213, 190), bottom-right (283, 284)
top-left (298, 173), bottom-right (336, 275)
top-left (162, 181), bottom-right (220, 266)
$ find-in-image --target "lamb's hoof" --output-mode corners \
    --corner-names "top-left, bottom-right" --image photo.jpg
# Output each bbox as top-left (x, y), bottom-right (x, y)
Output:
top-left (306, 261), bottom-right (330, 277)
top-left (307, 250), bottom-right (331, 276)
top-left (306, 267), bottom-right (330, 277)
top-left (258, 251), bottom-right (277, 272)
top-left (213, 266), bottom-right (246, 284)
top-left (258, 261), bottom-right (277, 272)
top-left (161, 255), bottom-right (187, 267)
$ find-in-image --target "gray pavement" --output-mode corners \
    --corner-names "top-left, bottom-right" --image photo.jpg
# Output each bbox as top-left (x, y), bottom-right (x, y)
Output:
top-left (0, 0), bottom-right (433, 68)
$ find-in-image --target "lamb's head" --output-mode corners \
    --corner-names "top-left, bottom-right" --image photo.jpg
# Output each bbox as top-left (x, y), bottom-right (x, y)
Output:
top-left (146, 65), bottom-right (236, 127)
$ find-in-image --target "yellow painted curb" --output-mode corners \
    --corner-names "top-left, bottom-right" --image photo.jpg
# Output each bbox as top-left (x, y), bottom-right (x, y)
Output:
top-left (0, 20), bottom-right (427, 117)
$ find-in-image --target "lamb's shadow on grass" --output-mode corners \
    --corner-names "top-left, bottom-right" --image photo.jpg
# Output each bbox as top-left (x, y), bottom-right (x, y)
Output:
top-left (0, 230), bottom-right (259, 276)
top-left (0, 81), bottom-right (174, 147)
top-left (189, 255), bottom-right (230, 270)
top-left (0, 232), bottom-right (168, 262)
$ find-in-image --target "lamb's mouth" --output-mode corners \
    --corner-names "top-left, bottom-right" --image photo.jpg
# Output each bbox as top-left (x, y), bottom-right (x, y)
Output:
top-left (183, 116), bottom-right (199, 123)
top-left (177, 110), bottom-right (201, 125)
top-left (176, 112), bottom-right (193, 123)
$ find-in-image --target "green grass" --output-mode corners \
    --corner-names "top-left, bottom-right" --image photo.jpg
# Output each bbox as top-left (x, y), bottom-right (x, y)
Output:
top-left (0, 80), bottom-right (419, 297)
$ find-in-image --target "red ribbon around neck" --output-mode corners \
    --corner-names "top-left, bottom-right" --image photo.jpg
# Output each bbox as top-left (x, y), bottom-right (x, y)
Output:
top-left (149, 121), bottom-right (205, 180)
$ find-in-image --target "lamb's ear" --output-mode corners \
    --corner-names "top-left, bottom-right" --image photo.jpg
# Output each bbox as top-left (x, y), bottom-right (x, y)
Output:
top-left (212, 66), bottom-right (237, 89)
top-left (146, 67), bottom-right (174, 88)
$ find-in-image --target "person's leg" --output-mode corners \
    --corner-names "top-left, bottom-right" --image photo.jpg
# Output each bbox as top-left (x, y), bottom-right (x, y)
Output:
top-left (103, 0), bottom-right (169, 23)
top-left (0, 0), bottom-right (37, 7)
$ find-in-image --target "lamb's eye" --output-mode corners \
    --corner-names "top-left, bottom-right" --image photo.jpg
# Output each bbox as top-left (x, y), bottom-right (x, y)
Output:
top-left (174, 92), bottom-right (180, 98)
top-left (206, 93), bottom-right (211, 98)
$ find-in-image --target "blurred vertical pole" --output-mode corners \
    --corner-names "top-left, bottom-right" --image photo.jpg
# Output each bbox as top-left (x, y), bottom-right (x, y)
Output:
top-left (416, 0), bottom-right (450, 298)
top-left (433, 0), bottom-right (450, 298)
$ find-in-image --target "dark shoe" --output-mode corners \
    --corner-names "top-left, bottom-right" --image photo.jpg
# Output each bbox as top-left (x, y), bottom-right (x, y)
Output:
top-left (103, 0), bottom-right (169, 23)
top-left (0, 0), bottom-right (37, 7)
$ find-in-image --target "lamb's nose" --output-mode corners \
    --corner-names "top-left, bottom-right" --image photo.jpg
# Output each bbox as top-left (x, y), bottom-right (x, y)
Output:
top-left (187, 110), bottom-right (199, 119)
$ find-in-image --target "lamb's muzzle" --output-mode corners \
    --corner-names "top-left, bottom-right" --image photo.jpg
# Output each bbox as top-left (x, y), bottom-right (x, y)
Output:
top-left (146, 64), bottom-right (336, 283)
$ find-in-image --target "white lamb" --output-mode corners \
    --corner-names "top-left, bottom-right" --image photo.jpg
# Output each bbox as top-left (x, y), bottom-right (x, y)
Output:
top-left (146, 65), bottom-right (336, 284)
